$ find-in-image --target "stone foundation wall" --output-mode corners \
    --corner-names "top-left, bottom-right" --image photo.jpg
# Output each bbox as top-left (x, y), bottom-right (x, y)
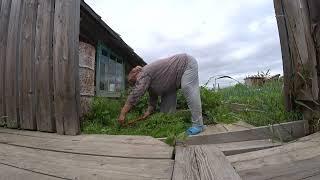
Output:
top-left (79, 41), bottom-right (96, 117)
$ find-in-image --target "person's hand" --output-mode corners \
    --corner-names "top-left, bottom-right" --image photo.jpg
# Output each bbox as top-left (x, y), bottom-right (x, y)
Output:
top-left (118, 114), bottom-right (126, 125)
top-left (142, 111), bottom-right (151, 119)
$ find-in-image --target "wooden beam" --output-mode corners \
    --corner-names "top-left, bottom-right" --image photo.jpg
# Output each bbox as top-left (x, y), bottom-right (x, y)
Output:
top-left (183, 120), bottom-right (309, 145)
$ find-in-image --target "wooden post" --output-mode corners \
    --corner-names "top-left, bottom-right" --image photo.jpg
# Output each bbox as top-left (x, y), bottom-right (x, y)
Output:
top-left (274, 0), bottom-right (294, 112)
top-left (275, 0), bottom-right (320, 133)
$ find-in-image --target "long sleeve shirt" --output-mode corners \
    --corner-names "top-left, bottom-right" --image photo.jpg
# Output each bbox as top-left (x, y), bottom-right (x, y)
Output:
top-left (126, 53), bottom-right (191, 109)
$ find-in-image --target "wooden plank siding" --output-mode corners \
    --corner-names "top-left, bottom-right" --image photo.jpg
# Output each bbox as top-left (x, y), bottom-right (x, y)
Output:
top-left (18, 0), bottom-right (37, 130)
top-left (53, 0), bottom-right (81, 135)
top-left (0, 0), bottom-right (80, 134)
top-left (0, 0), bottom-right (12, 126)
top-left (34, 0), bottom-right (55, 132)
top-left (5, 0), bottom-right (23, 128)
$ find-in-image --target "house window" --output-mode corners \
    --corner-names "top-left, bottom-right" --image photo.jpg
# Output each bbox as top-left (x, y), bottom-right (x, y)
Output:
top-left (96, 43), bottom-right (124, 97)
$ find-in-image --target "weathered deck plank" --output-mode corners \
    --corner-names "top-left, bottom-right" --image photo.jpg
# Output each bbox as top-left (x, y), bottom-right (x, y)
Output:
top-left (228, 132), bottom-right (320, 172)
top-left (172, 146), bottom-right (200, 180)
top-left (0, 143), bottom-right (174, 180)
top-left (0, 131), bottom-right (173, 159)
top-left (216, 139), bottom-right (281, 156)
top-left (194, 145), bottom-right (242, 180)
top-left (0, 164), bottom-right (62, 180)
top-left (238, 155), bottom-right (320, 180)
top-left (173, 145), bottom-right (241, 180)
top-left (0, 127), bottom-right (168, 145)
top-left (185, 120), bottom-right (308, 145)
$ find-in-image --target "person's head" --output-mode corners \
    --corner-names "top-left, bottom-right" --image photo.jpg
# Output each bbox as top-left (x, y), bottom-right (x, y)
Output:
top-left (128, 66), bottom-right (142, 86)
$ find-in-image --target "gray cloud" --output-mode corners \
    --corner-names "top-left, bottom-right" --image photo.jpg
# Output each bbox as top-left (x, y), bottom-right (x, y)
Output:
top-left (85, 0), bottom-right (283, 87)
top-left (138, 1), bottom-right (282, 86)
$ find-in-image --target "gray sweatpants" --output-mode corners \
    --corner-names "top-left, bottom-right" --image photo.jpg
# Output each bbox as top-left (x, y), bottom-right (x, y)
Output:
top-left (160, 56), bottom-right (204, 127)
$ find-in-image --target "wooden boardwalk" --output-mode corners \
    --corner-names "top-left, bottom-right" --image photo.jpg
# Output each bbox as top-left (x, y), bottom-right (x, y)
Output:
top-left (1, 120), bottom-right (319, 180)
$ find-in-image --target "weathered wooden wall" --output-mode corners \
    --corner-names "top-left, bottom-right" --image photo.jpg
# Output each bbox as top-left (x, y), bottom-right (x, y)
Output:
top-left (274, 0), bottom-right (320, 132)
top-left (0, 0), bottom-right (80, 135)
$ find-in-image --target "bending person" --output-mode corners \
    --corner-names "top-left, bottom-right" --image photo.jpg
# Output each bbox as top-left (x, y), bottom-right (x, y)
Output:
top-left (118, 53), bottom-right (204, 135)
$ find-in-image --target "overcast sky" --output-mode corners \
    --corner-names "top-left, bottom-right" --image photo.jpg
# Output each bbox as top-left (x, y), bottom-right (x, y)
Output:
top-left (85, 0), bottom-right (283, 87)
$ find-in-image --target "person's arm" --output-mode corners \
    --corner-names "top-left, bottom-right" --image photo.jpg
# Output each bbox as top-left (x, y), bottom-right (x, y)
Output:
top-left (118, 103), bottom-right (133, 125)
top-left (142, 92), bottom-right (158, 119)
top-left (118, 74), bottom-right (151, 125)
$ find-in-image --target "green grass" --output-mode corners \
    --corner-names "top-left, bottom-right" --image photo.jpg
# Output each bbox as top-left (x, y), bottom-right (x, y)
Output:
top-left (81, 96), bottom-right (191, 138)
top-left (217, 81), bottom-right (301, 126)
top-left (81, 80), bottom-right (301, 139)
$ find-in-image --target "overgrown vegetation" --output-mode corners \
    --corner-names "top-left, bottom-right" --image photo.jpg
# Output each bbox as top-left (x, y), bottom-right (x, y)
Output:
top-left (218, 80), bottom-right (301, 126)
top-left (82, 80), bottom-right (301, 139)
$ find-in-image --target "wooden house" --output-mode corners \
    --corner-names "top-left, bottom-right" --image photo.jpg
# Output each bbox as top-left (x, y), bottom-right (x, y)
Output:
top-left (0, 0), bottom-right (146, 135)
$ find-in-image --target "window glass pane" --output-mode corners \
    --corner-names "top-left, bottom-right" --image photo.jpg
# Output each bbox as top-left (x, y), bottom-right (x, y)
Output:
top-left (97, 46), bottom-right (124, 95)
top-left (115, 62), bottom-right (123, 91)
top-left (107, 56), bottom-right (116, 92)
top-left (99, 54), bottom-right (108, 91)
